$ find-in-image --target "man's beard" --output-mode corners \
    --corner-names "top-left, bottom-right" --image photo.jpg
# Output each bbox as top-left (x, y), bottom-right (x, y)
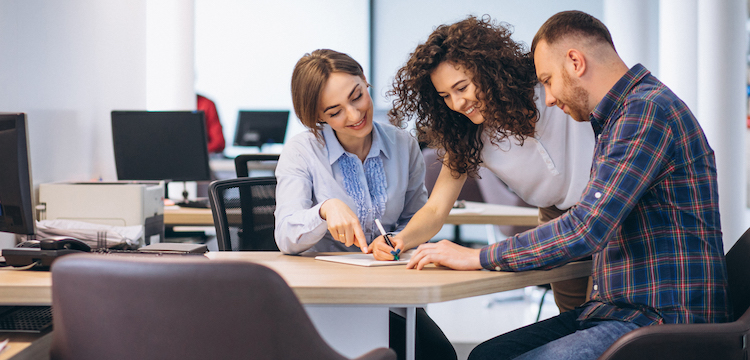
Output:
top-left (561, 69), bottom-right (591, 122)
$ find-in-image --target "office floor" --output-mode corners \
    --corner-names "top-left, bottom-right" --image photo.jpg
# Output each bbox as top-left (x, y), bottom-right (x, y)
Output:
top-left (423, 225), bottom-right (560, 360)
top-left (427, 285), bottom-right (559, 360)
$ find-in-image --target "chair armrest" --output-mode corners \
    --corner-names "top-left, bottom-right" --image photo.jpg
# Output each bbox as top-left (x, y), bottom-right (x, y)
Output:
top-left (598, 321), bottom-right (750, 360)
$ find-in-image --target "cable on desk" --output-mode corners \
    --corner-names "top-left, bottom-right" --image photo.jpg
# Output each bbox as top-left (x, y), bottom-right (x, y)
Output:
top-left (0, 261), bottom-right (42, 271)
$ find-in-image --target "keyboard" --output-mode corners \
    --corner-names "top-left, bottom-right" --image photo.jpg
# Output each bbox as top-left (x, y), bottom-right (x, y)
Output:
top-left (92, 249), bottom-right (206, 257)
top-left (176, 198), bottom-right (210, 208)
top-left (0, 306), bottom-right (53, 333)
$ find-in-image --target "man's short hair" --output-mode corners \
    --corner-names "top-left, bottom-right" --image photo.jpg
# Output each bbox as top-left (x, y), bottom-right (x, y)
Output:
top-left (531, 10), bottom-right (615, 55)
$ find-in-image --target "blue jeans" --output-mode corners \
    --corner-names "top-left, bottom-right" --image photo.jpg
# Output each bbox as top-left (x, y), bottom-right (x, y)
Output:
top-left (468, 308), bottom-right (641, 360)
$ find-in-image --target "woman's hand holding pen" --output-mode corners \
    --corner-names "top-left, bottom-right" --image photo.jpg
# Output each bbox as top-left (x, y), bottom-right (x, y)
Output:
top-left (319, 199), bottom-right (368, 253)
top-left (369, 234), bottom-right (404, 261)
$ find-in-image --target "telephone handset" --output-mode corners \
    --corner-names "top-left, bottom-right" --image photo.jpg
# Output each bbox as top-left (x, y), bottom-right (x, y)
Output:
top-left (4, 236), bottom-right (91, 269)
top-left (39, 237), bottom-right (91, 252)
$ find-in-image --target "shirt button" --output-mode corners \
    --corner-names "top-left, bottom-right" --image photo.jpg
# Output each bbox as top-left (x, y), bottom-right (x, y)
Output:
top-left (495, 266), bottom-right (501, 271)
top-left (593, 284), bottom-right (598, 291)
top-left (594, 192), bottom-right (602, 199)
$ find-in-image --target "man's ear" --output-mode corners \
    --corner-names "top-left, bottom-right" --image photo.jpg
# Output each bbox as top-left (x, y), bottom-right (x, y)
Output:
top-left (565, 49), bottom-right (587, 78)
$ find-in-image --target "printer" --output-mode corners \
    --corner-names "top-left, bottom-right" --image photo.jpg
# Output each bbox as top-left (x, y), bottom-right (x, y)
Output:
top-left (38, 181), bottom-right (165, 246)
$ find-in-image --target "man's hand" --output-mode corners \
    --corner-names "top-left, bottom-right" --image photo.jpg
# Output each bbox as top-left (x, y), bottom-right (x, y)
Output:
top-left (406, 240), bottom-right (483, 270)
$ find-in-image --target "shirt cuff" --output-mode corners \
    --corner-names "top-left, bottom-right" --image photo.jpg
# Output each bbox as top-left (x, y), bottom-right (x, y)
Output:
top-left (479, 243), bottom-right (505, 271)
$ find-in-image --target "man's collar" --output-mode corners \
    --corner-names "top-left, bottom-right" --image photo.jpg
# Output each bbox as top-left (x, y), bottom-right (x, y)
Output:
top-left (589, 64), bottom-right (650, 134)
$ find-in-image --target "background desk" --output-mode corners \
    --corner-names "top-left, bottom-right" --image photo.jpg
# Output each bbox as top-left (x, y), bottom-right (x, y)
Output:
top-left (0, 252), bottom-right (590, 359)
top-left (163, 201), bottom-right (540, 227)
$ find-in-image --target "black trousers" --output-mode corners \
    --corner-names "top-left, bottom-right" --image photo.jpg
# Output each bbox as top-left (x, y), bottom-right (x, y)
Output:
top-left (389, 308), bottom-right (457, 360)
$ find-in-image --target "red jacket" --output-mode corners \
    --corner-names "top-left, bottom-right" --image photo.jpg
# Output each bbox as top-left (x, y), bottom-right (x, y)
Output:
top-left (197, 94), bottom-right (226, 153)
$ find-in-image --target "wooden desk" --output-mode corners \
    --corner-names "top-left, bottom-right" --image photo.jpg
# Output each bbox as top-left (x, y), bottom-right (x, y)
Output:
top-left (0, 252), bottom-right (590, 359)
top-left (0, 333), bottom-right (52, 360)
top-left (163, 206), bottom-right (215, 226)
top-left (163, 201), bottom-right (540, 227)
top-left (206, 252), bottom-right (587, 304)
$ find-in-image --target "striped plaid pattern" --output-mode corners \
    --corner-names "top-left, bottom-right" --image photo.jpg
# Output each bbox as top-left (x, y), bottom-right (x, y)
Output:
top-left (480, 64), bottom-right (730, 326)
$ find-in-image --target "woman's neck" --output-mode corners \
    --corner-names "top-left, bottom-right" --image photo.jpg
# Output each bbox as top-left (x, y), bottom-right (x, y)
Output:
top-left (337, 132), bottom-right (373, 162)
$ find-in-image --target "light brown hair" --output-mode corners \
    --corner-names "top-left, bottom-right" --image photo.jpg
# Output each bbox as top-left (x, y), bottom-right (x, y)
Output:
top-left (291, 49), bottom-right (366, 140)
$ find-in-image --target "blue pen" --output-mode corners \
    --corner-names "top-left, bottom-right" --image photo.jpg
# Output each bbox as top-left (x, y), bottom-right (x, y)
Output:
top-left (374, 219), bottom-right (400, 260)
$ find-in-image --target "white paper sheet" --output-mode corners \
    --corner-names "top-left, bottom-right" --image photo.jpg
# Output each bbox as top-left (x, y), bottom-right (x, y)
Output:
top-left (315, 250), bottom-right (413, 267)
top-left (35, 219), bottom-right (142, 249)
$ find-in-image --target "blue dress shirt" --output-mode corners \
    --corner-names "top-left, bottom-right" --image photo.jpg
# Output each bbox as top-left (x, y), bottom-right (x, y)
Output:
top-left (274, 121), bottom-right (428, 254)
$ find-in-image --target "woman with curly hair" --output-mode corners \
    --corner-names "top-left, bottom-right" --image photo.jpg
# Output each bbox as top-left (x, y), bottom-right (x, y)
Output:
top-left (380, 15), bottom-right (596, 313)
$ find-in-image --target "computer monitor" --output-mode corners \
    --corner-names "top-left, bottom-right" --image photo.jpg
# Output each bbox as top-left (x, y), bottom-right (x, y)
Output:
top-left (0, 113), bottom-right (36, 236)
top-left (233, 110), bottom-right (289, 147)
top-left (111, 111), bottom-right (212, 182)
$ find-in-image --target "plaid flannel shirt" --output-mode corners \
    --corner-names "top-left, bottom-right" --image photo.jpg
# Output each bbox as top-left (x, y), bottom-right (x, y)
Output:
top-left (480, 64), bottom-right (730, 326)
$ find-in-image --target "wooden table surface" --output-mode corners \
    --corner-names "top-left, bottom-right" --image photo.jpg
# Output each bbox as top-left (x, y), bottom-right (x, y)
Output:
top-left (206, 252), bottom-right (590, 305)
top-left (0, 252), bottom-right (590, 306)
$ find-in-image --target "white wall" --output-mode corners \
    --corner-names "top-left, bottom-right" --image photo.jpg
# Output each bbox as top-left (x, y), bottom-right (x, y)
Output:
top-left (193, 0), bottom-right (370, 157)
top-left (697, 0), bottom-right (748, 247)
top-left (0, 1), bottom-right (148, 183)
top-left (0, 0), bottom-right (150, 248)
top-left (371, 0), bottom-right (604, 110)
top-left (146, 0), bottom-right (196, 111)
top-left (603, 0), bottom-right (660, 76)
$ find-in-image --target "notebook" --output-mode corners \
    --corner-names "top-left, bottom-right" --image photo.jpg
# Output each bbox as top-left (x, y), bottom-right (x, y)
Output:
top-left (315, 250), bottom-right (413, 267)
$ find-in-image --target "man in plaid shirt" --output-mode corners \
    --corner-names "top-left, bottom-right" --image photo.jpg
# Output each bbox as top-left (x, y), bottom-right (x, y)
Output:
top-left (406, 10), bottom-right (730, 360)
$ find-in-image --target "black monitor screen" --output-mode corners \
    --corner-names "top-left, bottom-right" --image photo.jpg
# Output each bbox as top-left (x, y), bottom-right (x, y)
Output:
top-left (0, 113), bottom-right (35, 235)
top-left (111, 111), bottom-right (211, 182)
top-left (233, 110), bottom-right (289, 147)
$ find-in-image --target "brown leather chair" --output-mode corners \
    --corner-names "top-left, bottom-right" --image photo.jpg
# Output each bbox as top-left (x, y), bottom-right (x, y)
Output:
top-left (50, 254), bottom-right (396, 360)
top-left (597, 227), bottom-right (750, 360)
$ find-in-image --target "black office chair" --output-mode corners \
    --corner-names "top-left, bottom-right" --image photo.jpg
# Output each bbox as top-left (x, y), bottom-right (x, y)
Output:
top-left (597, 226), bottom-right (750, 360)
top-left (50, 254), bottom-right (396, 360)
top-left (208, 176), bottom-right (278, 251)
top-left (234, 153), bottom-right (280, 178)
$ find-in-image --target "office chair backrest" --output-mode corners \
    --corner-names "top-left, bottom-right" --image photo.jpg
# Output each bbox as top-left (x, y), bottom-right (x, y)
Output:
top-left (50, 254), bottom-right (395, 360)
top-left (725, 226), bottom-right (750, 320)
top-left (208, 176), bottom-right (278, 251)
top-left (234, 153), bottom-right (280, 178)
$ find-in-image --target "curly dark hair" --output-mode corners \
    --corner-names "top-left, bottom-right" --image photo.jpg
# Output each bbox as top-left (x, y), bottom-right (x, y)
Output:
top-left (388, 15), bottom-right (539, 177)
